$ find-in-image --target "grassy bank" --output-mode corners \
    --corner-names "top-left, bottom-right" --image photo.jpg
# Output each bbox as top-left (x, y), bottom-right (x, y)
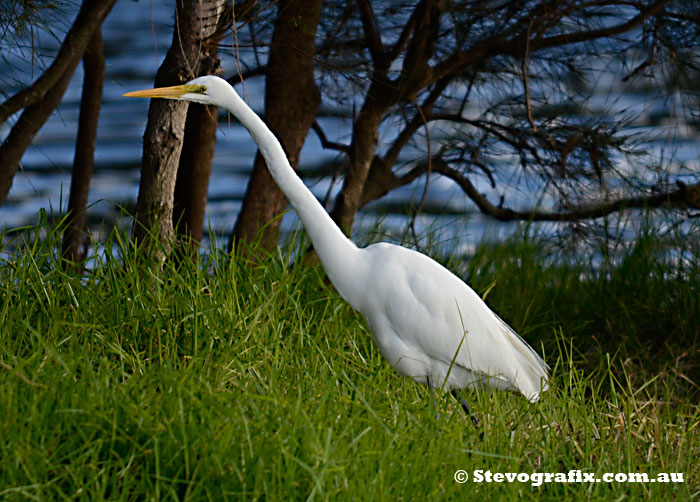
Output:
top-left (0, 226), bottom-right (698, 500)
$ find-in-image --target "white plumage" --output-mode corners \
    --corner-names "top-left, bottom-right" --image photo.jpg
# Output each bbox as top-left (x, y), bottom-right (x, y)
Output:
top-left (125, 75), bottom-right (549, 408)
top-left (357, 243), bottom-right (548, 401)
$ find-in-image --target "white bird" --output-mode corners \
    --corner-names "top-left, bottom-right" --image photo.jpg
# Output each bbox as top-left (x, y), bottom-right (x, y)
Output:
top-left (125, 76), bottom-right (549, 420)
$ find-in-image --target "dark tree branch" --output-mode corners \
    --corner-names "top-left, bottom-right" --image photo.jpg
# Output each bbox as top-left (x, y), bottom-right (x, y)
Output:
top-left (356, 78), bottom-right (450, 208)
top-left (395, 0), bottom-right (443, 101)
top-left (330, 1), bottom-right (446, 231)
top-left (431, 158), bottom-right (700, 222)
top-left (312, 121), bottom-right (350, 153)
top-left (359, 158), bottom-right (430, 208)
top-left (317, 0), bottom-right (685, 238)
top-left (531, 0), bottom-right (671, 52)
top-left (522, 19), bottom-right (538, 132)
top-left (387, 0), bottom-right (421, 60)
top-left (660, 9), bottom-right (700, 25)
top-left (0, 68), bottom-right (75, 207)
top-left (0, 0), bottom-right (117, 125)
top-left (359, 153), bottom-right (470, 209)
top-left (356, 0), bottom-right (386, 66)
top-left (468, 150), bottom-right (498, 190)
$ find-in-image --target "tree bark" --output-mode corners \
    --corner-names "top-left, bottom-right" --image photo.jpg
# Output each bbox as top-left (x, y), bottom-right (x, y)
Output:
top-left (132, 0), bottom-right (224, 257)
top-left (0, 0), bottom-right (116, 208)
top-left (62, 28), bottom-right (105, 269)
top-left (172, 34), bottom-right (222, 252)
top-left (173, 104), bottom-right (219, 250)
top-left (230, 0), bottom-right (322, 254)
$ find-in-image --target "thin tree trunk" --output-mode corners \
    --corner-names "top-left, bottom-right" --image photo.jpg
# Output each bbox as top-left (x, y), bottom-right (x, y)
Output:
top-left (230, 0), bottom-right (322, 254)
top-left (132, 0), bottom-right (224, 258)
top-left (62, 28), bottom-right (105, 269)
top-left (173, 103), bottom-right (219, 250)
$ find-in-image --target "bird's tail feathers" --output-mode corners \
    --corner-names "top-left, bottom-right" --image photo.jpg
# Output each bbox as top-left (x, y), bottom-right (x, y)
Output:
top-left (493, 313), bottom-right (549, 402)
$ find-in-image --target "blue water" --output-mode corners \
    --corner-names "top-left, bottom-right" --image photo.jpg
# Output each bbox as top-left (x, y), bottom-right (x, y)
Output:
top-left (1, 2), bottom-right (697, 255)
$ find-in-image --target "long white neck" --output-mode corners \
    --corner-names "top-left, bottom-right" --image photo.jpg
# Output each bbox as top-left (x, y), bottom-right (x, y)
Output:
top-left (224, 87), bottom-right (365, 309)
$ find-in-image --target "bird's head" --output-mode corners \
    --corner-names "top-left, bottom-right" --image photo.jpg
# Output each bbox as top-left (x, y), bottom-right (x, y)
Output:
top-left (123, 75), bottom-right (235, 108)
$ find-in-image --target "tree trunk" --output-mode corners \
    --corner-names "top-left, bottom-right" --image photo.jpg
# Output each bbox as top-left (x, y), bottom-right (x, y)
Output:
top-left (132, 0), bottom-right (224, 258)
top-left (62, 28), bottom-right (105, 269)
top-left (173, 104), bottom-right (219, 251)
top-left (230, 0), bottom-right (322, 254)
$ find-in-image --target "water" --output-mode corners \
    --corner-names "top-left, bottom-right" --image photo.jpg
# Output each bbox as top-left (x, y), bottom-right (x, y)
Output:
top-left (1, 2), bottom-right (697, 255)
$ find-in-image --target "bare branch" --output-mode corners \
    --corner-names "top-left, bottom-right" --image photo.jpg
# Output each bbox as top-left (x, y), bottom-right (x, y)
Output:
top-left (356, 0), bottom-right (385, 65)
top-left (312, 121), bottom-right (350, 153)
top-left (359, 158), bottom-right (431, 208)
top-left (387, 0), bottom-right (420, 59)
top-left (425, 113), bottom-right (544, 164)
top-left (432, 159), bottom-right (700, 222)
top-left (395, 0), bottom-right (443, 101)
top-left (532, 0), bottom-right (671, 51)
top-left (0, 0), bottom-right (117, 125)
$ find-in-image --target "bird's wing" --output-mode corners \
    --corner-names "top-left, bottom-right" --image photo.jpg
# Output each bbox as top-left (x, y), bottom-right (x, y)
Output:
top-left (367, 244), bottom-right (548, 400)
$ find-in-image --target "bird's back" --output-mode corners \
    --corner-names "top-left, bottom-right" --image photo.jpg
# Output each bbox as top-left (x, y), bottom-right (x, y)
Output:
top-left (354, 243), bottom-right (548, 401)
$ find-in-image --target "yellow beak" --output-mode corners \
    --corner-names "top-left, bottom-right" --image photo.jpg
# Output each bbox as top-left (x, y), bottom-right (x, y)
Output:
top-left (123, 84), bottom-right (199, 99)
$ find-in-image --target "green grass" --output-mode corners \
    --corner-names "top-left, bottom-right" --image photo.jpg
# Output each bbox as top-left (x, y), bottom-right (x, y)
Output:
top-left (0, 224), bottom-right (698, 500)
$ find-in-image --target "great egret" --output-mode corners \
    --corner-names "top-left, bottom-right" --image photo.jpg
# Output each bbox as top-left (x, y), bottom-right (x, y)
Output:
top-left (125, 76), bottom-right (549, 419)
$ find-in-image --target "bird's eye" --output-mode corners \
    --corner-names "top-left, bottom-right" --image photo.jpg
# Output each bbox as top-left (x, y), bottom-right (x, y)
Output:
top-left (199, 85), bottom-right (207, 93)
